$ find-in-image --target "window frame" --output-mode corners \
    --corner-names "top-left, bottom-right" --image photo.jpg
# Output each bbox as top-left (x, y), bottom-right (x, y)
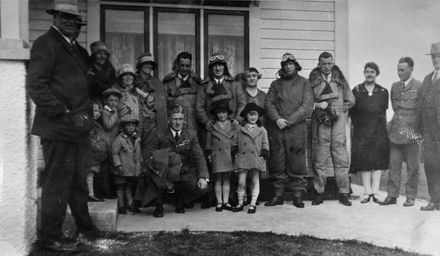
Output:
top-left (100, 5), bottom-right (150, 58)
top-left (203, 9), bottom-right (249, 75)
top-left (153, 7), bottom-right (201, 77)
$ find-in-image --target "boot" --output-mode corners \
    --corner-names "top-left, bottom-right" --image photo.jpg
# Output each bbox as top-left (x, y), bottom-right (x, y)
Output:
top-left (339, 193), bottom-right (352, 206)
top-left (312, 193), bottom-right (323, 206)
top-left (292, 191), bottom-right (304, 208)
top-left (264, 196), bottom-right (284, 206)
top-left (153, 204), bottom-right (164, 218)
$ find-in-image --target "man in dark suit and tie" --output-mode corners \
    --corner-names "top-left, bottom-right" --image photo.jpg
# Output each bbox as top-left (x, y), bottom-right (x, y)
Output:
top-left (381, 57), bottom-right (422, 207)
top-left (142, 104), bottom-right (209, 217)
top-left (26, 0), bottom-right (101, 252)
top-left (418, 42), bottom-right (440, 211)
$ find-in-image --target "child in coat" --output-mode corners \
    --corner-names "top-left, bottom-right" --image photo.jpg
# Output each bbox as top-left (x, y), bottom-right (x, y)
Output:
top-left (85, 101), bottom-right (108, 201)
top-left (206, 100), bottom-right (237, 212)
top-left (232, 103), bottom-right (269, 214)
top-left (113, 64), bottom-right (140, 121)
top-left (112, 116), bottom-right (142, 214)
top-left (140, 93), bottom-right (157, 143)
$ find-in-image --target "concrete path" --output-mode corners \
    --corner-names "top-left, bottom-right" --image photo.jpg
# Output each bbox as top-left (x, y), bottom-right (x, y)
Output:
top-left (117, 185), bottom-right (440, 256)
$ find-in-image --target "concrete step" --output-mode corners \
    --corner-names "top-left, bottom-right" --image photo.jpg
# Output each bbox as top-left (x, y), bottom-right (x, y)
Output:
top-left (62, 199), bottom-right (118, 237)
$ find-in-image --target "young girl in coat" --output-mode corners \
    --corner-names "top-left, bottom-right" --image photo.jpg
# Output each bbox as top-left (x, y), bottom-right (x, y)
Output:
top-left (232, 103), bottom-right (269, 214)
top-left (85, 101), bottom-right (108, 202)
top-left (113, 64), bottom-right (140, 122)
top-left (112, 116), bottom-right (142, 214)
top-left (206, 100), bottom-right (238, 212)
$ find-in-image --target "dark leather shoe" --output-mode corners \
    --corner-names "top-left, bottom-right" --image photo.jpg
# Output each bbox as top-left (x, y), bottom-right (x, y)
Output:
top-left (38, 238), bottom-right (78, 252)
top-left (223, 203), bottom-right (233, 211)
top-left (312, 193), bottom-right (323, 206)
top-left (420, 202), bottom-right (440, 211)
top-left (247, 205), bottom-right (256, 214)
top-left (293, 197), bottom-right (304, 208)
top-left (264, 196), bottom-right (284, 206)
top-left (215, 204), bottom-right (223, 212)
top-left (339, 194), bottom-right (352, 206)
top-left (88, 195), bottom-right (104, 202)
top-left (232, 205), bottom-right (243, 212)
top-left (403, 198), bottom-right (415, 207)
top-left (153, 204), bottom-right (164, 218)
top-left (380, 196), bottom-right (397, 206)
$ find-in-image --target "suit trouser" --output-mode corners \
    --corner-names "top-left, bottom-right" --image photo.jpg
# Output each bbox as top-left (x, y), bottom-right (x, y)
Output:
top-left (40, 139), bottom-right (95, 240)
top-left (387, 143), bottom-right (420, 199)
top-left (423, 142), bottom-right (440, 203)
top-left (313, 112), bottom-right (350, 194)
top-left (156, 176), bottom-right (208, 205)
top-left (269, 123), bottom-right (308, 197)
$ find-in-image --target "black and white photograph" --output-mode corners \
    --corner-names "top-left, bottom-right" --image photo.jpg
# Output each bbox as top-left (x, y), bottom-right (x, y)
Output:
top-left (0, 0), bottom-right (439, 255)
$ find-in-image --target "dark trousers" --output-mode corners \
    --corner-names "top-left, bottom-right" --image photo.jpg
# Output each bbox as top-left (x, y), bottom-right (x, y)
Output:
top-left (269, 125), bottom-right (308, 197)
top-left (40, 139), bottom-right (95, 240)
top-left (387, 143), bottom-right (420, 199)
top-left (424, 142), bottom-right (440, 203)
top-left (157, 178), bottom-right (208, 205)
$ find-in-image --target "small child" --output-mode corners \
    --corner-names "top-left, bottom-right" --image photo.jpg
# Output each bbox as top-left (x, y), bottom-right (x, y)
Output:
top-left (101, 88), bottom-right (123, 143)
top-left (232, 103), bottom-right (269, 214)
top-left (140, 93), bottom-right (157, 142)
top-left (112, 116), bottom-right (142, 214)
top-left (205, 100), bottom-right (237, 212)
top-left (85, 101), bottom-right (108, 202)
top-left (113, 64), bottom-right (140, 121)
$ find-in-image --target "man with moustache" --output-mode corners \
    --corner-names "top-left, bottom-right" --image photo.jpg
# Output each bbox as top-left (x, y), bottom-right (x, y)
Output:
top-left (381, 57), bottom-right (422, 207)
top-left (143, 104), bottom-right (209, 217)
top-left (26, 0), bottom-right (101, 252)
top-left (418, 42), bottom-right (440, 211)
top-left (264, 53), bottom-right (314, 208)
top-left (309, 52), bottom-right (355, 206)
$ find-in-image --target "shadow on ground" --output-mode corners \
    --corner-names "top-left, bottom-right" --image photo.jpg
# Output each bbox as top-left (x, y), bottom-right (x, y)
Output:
top-left (29, 230), bottom-right (427, 256)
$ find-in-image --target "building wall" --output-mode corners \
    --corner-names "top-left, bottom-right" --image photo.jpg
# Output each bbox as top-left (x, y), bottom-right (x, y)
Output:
top-left (347, 0), bottom-right (440, 119)
top-left (29, 0), bottom-right (88, 48)
top-left (249, 0), bottom-right (336, 90)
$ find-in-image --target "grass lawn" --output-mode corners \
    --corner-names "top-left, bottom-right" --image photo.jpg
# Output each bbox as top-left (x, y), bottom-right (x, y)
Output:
top-left (351, 163), bottom-right (430, 201)
top-left (29, 230), bottom-right (427, 256)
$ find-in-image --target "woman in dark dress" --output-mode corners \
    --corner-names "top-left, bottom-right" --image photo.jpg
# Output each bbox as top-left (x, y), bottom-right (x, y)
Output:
top-left (350, 62), bottom-right (390, 203)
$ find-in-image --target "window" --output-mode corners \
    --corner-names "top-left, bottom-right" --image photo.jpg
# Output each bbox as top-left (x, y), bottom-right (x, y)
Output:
top-left (101, 5), bottom-right (248, 79)
top-left (154, 8), bottom-right (200, 79)
top-left (101, 6), bottom-right (148, 70)
top-left (205, 10), bottom-right (248, 76)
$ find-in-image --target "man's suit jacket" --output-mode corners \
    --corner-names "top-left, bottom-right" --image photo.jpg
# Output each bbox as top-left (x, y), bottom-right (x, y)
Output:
top-left (389, 78), bottom-right (422, 144)
top-left (143, 128), bottom-right (209, 181)
top-left (27, 27), bottom-right (92, 142)
top-left (417, 72), bottom-right (440, 139)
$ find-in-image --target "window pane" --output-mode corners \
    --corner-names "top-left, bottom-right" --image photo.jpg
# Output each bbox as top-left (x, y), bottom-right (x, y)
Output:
top-left (105, 10), bottom-right (145, 70)
top-left (157, 12), bottom-right (196, 79)
top-left (208, 14), bottom-right (244, 76)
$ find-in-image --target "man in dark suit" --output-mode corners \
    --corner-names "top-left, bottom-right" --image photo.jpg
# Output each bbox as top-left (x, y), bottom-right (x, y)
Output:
top-left (418, 42), bottom-right (440, 211)
top-left (381, 57), bottom-right (422, 207)
top-left (26, 0), bottom-right (100, 252)
top-left (143, 104), bottom-right (209, 217)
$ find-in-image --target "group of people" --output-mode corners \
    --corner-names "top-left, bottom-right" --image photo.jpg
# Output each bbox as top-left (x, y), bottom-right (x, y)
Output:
top-left (26, 1), bottom-right (440, 253)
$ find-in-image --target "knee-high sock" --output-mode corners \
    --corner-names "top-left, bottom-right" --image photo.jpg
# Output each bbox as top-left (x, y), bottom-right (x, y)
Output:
top-left (222, 173), bottom-right (231, 204)
top-left (87, 172), bottom-right (95, 197)
top-left (215, 175), bottom-right (223, 204)
top-left (361, 171), bottom-right (372, 195)
top-left (237, 171), bottom-right (247, 205)
top-left (371, 170), bottom-right (382, 195)
top-left (250, 170), bottom-right (260, 206)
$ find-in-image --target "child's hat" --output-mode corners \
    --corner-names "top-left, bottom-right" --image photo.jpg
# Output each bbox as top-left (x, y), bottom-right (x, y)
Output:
top-left (102, 87), bottom-right (123, 99)
top-left (117, 64), bottom-right (136, 78)
top-left (120, 115), bottom-right (139, 126)
top-left (240, 102), bottom-right (264, 118)
top-left (209, 99), bottom-right (232, 116)
top-left (136, 53), bottom-right (157, 70)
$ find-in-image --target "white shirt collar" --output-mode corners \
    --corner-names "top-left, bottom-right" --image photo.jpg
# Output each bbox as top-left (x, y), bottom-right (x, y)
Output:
top-left (170, 128), bottom-right (181, 137)
top-left (51, 25), bottom-right (72, 44)
top-left (177, 73), bottom-right (189, 81)
top-left (402, 77), bottom-right (413, 87)
top-left (214, 77), bottom-right (225, 84)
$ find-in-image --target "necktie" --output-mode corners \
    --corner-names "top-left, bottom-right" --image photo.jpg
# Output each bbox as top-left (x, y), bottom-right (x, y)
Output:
top-left (174, 131), bottom-right (179, 142)
top-left (401, 81), bottom-right (405, 90)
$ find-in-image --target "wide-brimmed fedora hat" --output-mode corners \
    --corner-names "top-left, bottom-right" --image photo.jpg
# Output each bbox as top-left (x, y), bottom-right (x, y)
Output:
top-left (427, 42), bottom-right (440, 55)
top-left (46, 0), bottom-right (82, 17)
top-left (136, 53), bottom-right (157, 70)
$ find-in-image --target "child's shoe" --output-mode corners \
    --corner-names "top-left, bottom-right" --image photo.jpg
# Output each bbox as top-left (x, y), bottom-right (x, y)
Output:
top-left (247, 205), bottom-right (256, 214)
top-left (222, 203), bottom-right (233, 211)
top-left (215, 203), bottom-right (223, 212)
top-left (232, 204), bottom-right (243, 212)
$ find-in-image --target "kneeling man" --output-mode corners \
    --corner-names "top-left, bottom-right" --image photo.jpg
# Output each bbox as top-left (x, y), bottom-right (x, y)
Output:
top-left (142, 104), bottom-right (209, 217)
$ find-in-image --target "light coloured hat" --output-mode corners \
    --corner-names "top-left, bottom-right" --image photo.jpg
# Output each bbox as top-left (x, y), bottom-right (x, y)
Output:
top-left (427, 42), bottom-right (440, 55)
top-left (46, 0), bottom-right (82, 16)
top-left (136, 53), bottom-right (157, 70)
top-left (116, 64), bottom-right (136, 78)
